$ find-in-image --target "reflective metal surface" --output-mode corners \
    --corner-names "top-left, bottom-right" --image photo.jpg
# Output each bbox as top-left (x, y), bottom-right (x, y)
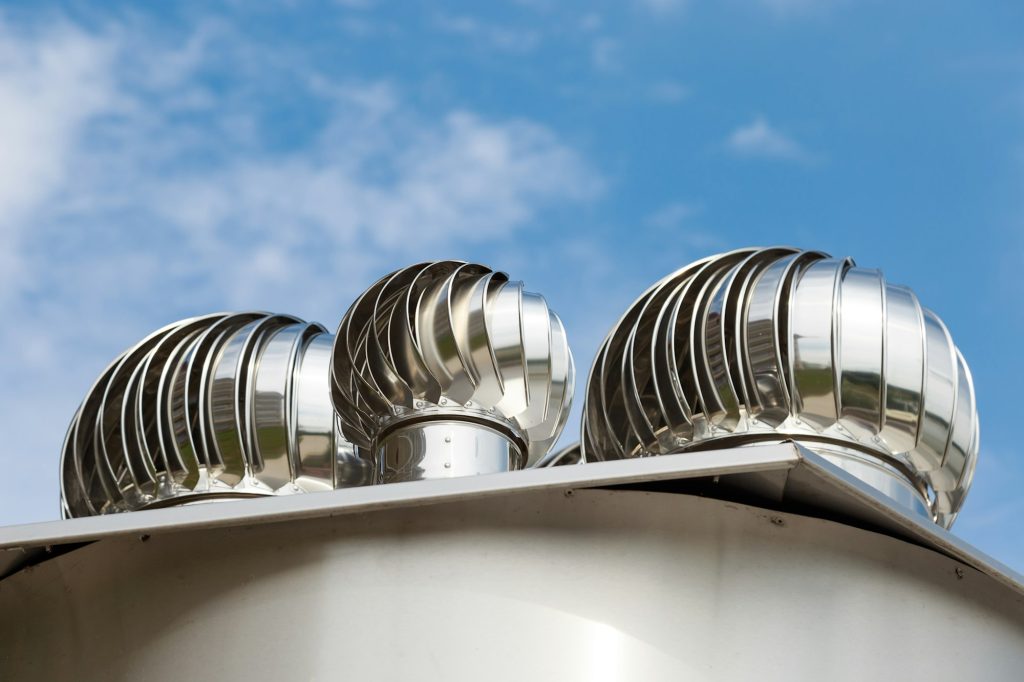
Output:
top-left (539, 442), bottom-right (583, 467)
top-left (582, 246), bottom-right (980, 528)
top-left (19, 442), bottom-right (1023, 593)
top-left (61, 313), bottom-right (354, 517)
top-left (376, 420), bottom-right (524, 483)
top-left (62, 260), bottom-right (572, 514)
top-left (5, 476), bottom-right (1023, 681)
top-left (331, 261), bottom-right (574, 477)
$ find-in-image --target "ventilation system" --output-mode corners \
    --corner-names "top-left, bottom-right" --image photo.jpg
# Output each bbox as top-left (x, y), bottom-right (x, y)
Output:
top-left (581, 246), bottom-right (978, 527)
top-left (330, 261), bottom-right (575, 482)
top-left (60, 250), bottom-right (978, 528)
top-left (59, 312), bottom-right (361, 518)
top-left (60, 261), bottom-right (574, 517)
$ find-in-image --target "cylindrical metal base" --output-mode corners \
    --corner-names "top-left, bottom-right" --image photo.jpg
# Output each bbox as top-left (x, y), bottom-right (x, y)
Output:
top-left (2, 488), bottom-right (1022, 681)
top-left (375, 419), bottom-right (526, 483)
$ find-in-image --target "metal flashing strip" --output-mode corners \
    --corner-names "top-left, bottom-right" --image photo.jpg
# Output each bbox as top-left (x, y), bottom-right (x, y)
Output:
top-left (784, 444), bottom-right (1024, 595)
top-left (5, 443), bottom-right (800, 550)
top-left (1, 442), bottom-right (1020, 594)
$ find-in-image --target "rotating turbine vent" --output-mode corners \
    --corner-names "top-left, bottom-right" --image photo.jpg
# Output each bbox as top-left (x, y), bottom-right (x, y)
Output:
top-left (331, 261), bottom-right (574, 482)
top-left (582, 247), bottom-right (979, 528)
top-left (61, 313), bottom-right (361, 518)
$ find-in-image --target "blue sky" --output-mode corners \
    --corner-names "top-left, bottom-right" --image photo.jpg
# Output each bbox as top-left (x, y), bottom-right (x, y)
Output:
top-left (1, 1), bottom-right (1022, 567)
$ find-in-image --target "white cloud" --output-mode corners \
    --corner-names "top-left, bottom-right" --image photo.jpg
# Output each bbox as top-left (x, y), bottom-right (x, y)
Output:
top-left (726, 116), bottom-right (812, 162)
top-left (0, 14), bottom-right (603, 524)
top-left (591, 38), bottom-right (621, 72)
top-left (579, 13), bottom-right (603, 32)
top-left (147, 104), bottom-right (601, 309)
top-left (757, 0), bottom-right (844, 16)
top-left (436, 15), bottom-right (540, 53)
top-left (1, 26), bottom-right (601, 307)
top-left (0, 21), bottom-right (121, 295)
top-left (646, 202), bottom-right (700, 229)
top-left (636, 0), bottom-right (687, 14)
top-left (645, 202), bottom-right (723, 250)
top-left (648, 80), bottom-right (690, 103)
